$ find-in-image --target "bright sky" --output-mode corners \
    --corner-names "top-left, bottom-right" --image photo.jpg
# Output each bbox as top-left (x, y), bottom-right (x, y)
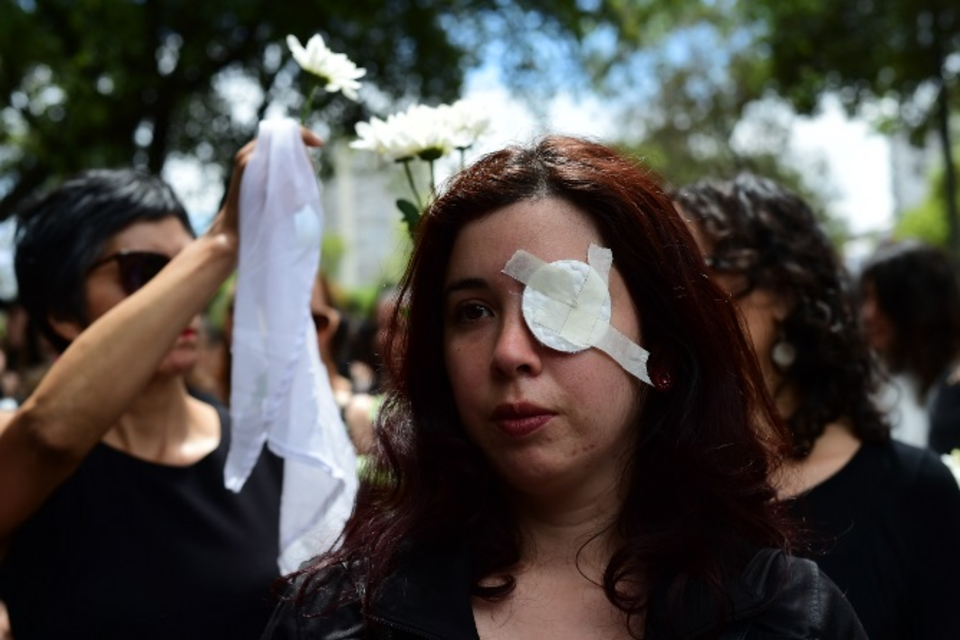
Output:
top-left (462, 80), bottom-right (896, 238)
top-left (790, 97), bottom-right (894, 236)
top-left (165, 48), bottom-right (899, 241)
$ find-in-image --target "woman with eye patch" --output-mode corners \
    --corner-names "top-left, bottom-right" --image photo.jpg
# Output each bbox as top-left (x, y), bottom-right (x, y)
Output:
top-left (675, 174), bottom-right (960, 640)
top-left (0, 128), bottom-right (323, 639)
top-left (262, 136), bottom-right (866, 640)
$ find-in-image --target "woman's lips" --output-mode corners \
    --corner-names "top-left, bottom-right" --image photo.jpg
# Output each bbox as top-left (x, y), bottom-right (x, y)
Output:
top-left (491, 403), bottom-right (555, 438)
top-left (180, 327), bottom-right (198, 339)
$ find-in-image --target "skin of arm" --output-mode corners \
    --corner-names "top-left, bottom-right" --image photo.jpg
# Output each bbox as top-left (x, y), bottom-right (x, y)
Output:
top-left (0, 130), bottom-right (322, 554)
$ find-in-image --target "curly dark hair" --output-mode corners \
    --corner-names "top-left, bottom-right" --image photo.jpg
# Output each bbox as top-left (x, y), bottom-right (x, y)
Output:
top-left (674, 173), bottom-right (888, 457)
top-left (859, 239), bottom-right (960, 400)
top-left (287, 138), bottom-right (794, 637)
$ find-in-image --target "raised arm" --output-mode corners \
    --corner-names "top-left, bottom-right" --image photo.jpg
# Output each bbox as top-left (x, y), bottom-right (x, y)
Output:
top-left (0, 130), bottom-right (323, 552)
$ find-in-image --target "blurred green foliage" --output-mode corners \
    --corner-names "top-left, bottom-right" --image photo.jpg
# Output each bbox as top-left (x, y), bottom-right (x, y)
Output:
top-left (613, 35), bottom-right (847, 245)
top-left (896, 159), bottom-right (960, 248)
top-left (320, 234), bottom-right (345, 280)
top-left (897, 198), bottom-right (949, 247)
top-left (738, 0), bottom-right (960, 255)
top-left (3, 0), bottom-right (957, 262)
top-left (0, 0), bottom-right (645, 218)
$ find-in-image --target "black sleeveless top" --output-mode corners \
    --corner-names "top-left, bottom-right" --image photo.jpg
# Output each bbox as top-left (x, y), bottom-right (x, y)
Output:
top-left (0, 404), bottom-right (283, 639)
top-left (785, 440), bottom-right (960, 640)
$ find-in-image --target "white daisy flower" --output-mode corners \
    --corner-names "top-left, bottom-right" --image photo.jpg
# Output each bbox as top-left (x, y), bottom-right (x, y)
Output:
top-left (351, 104), bottom-right (454, 162)
top-left (352, 115), bottom-right (418, 161)
top-left (439, 99), bottom-right (491, 150)
top-left (350, 101), bottom-right (490, 238)
top-left (398, 104), bottom-right (454, 160)
top-left (287, 34), bottom-right (366, 101)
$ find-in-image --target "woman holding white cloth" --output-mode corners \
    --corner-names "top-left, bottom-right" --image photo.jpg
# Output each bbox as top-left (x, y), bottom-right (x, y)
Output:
top-left (0, 128), bottom-right (322, 639)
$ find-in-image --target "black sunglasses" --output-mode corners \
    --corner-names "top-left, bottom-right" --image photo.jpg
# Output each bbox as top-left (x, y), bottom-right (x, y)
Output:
top-left (88, 251), bottom-right (171, 295)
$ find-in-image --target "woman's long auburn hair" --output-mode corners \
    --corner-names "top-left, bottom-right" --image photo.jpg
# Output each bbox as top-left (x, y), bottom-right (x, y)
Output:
top-left (291, 136), bottom-right (794, 635)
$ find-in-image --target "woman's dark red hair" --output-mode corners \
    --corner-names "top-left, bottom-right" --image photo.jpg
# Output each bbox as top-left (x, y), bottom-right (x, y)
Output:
top-left (287, 136), bottom-right (793, 636)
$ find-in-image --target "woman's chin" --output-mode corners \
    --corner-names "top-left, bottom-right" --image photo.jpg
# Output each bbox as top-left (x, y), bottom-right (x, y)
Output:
top-left (157, 346), bottom-right (199, 377)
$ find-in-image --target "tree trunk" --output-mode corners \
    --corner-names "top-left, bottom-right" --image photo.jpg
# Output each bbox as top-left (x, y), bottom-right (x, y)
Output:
top-left (936, 76), bottom-right (959, 266)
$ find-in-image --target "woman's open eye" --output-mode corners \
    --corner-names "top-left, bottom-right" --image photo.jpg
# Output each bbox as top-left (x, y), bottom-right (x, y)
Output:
top-left (453, 301), bottom-right (493, 323)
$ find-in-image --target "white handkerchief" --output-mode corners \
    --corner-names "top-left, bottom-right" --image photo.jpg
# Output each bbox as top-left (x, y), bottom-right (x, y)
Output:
top-left (225, 118), bottom-right (358, 573)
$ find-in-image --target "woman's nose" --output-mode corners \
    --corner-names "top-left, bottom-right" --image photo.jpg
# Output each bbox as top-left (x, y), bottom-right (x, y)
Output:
top-left (491, 309), bottom-right (543, 378)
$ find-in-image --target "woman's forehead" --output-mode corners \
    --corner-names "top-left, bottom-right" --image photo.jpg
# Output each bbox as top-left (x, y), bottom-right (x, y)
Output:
top-left (446, 198), bottom-right (602, 277)
top-left (99, 216), bottom-right (193, 257)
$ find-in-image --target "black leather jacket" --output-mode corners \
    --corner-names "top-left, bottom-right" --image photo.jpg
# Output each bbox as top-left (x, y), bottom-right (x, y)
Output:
top-left (262, 545), bottom-right (867, 640)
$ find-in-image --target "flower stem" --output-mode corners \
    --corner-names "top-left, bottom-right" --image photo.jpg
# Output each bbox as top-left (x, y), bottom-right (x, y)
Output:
top-left (401, 159), bottom-right (423, 211)
top-left (428, 159), bottom-right (436, 195)
top-left (300, 84), bottom-right (320, 124)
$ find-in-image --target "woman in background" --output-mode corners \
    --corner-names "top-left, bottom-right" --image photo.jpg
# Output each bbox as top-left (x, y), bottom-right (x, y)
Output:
top-left (310, 272), bottom-right (354, 414)
top-left (343, 286), bottom-right (399, 457)
top-left (859, 238), bottom-right (960, 454)
top-left (676, 173), bottom-right (960, 639)
top-left (0, 128), bottom-right (322, 639)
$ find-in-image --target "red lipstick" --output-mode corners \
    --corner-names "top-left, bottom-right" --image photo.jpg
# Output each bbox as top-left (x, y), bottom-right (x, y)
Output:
top-left (491, 402), bottom-right (555, 438)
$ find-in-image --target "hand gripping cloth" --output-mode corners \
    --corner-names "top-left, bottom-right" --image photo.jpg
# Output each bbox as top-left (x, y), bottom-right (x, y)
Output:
top-left (225, 118), bottom-right (358, 573)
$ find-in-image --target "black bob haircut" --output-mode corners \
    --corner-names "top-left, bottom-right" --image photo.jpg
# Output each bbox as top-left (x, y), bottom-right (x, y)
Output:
top-left (14, 168), bottom-right (194, 353)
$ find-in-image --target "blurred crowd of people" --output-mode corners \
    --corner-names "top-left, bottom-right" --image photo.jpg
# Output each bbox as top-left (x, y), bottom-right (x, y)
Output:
top-left (0, 271), bottom-right (394, 455)
top-left (0, 131), bottom-right (959, 640)
top-left (1, 220), bottom-right (952, 467)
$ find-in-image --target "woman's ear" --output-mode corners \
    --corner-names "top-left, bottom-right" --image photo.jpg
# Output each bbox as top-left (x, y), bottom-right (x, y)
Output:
top-left (771, 291), bottom-right (796, 323)
top-left (47, 314), bottom-right (83, 343)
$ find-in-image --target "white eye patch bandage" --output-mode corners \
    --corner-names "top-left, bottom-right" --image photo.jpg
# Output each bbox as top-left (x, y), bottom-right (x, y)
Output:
top-left (502, 244), bottom-right (652, 386)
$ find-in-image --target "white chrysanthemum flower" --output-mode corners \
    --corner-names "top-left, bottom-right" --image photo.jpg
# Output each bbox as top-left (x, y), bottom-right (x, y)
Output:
top-left (399, 104), bottom-right (454, 160)
top-left (943, 450), bottom-right (960, 488)
top-left (350, 101), bottom-right (489, 238)
top-left (440, 99), bottom-right (491, 150)
top-left (287, 34), bottom-right (366, 101)
top-left (352, 115), bottom-right (418, 161)
top-left (351, 104), bottom-right (454, 162)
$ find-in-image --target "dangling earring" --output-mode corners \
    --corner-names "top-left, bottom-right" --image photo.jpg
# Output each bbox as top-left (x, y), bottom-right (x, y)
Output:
top-left (771, 329), bottom-right (796, 369)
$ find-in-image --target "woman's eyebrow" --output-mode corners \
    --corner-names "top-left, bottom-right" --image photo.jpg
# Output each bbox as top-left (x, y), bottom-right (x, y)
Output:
top-left (443, 277), bottom-right (489, 300)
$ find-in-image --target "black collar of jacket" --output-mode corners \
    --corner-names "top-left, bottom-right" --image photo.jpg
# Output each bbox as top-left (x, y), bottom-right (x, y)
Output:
top-left (369, 543), bottom-right (785, 640)
top-left (644, 548), bottom-right (787, 639)
top-left (370, 540), bottom-right (480, 639)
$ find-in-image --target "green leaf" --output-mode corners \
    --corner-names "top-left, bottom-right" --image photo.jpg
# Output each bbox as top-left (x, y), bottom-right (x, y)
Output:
top-left (397, 198), bottom-right (422, 238)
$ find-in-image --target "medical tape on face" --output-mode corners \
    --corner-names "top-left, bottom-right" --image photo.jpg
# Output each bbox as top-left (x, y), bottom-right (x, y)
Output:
top-left (501, 244), bottom-right (652, 386)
